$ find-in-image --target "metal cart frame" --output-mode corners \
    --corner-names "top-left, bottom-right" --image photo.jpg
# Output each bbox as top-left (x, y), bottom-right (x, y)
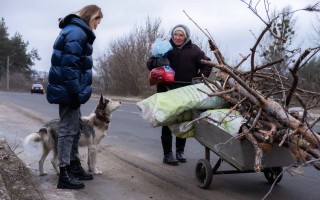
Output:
top-left (193, 112), bottom-right (295, 189)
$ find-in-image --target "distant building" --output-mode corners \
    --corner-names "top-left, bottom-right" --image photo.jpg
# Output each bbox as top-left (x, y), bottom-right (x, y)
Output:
top-left (32, 70), bottom-right (47, 83)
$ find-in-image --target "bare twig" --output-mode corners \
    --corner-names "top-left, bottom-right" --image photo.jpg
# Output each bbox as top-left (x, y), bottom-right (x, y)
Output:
top-left (285, 48), bottom-right (312, 107)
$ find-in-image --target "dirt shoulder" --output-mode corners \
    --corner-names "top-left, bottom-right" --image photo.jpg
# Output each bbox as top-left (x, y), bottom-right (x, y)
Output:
top-left (0, 138), bottom-right (44, 200)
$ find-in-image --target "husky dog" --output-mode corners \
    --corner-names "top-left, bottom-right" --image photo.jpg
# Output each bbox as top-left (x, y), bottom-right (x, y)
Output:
top-left (25, 95), bottom-right (121, 176)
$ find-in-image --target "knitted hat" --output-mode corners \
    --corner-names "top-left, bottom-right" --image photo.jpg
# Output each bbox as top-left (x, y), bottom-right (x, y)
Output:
top-left (171, 24), bottom-right (190, 41)
top-left (173, 26), bottom-right (187, 37)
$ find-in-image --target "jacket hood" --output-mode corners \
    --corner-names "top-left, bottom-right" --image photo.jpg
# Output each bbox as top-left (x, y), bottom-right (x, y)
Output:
top-left (170, 24), bottom-right (191, 48)
top-left (58, 14), bottom-right (96, 44)
top-left (59, 14), bottom-right (80, 28)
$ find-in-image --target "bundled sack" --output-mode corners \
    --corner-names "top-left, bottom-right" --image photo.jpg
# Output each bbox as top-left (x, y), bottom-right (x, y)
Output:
top-left (137, 83), bottom-right (227, 127)
top-left (169, 121), bottom-right (195, 138)
top-left (149, 38), bottom-right (175, 86)
top-left (149, 66), bottom-right (175, 86)
top-left (169, 109), bottom-right (246, 138)
top-left (199, 109), bottom-right (247, 137)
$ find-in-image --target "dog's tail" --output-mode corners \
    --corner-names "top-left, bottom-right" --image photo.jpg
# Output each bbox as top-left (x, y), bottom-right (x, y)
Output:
top-left (24, 128), bottom-right (47, 145)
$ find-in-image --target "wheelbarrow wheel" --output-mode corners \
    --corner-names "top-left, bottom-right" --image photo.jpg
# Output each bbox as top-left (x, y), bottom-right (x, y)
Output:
top-left (263, 167), bottom-right (283, 184)
top-left (195, 159), bottom-right (213, 189)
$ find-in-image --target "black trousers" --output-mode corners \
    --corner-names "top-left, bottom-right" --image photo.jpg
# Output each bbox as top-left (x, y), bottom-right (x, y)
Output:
top-left (157, 86), bottom-right (187, 155)
top-left (161, 126), bottom-right (186, 155)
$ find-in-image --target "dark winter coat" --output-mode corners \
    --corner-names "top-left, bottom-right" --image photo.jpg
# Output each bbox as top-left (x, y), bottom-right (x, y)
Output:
top-left (147, 39), bottom-right (212, 93)
top-left (46, 14), bottom-right (95, 105)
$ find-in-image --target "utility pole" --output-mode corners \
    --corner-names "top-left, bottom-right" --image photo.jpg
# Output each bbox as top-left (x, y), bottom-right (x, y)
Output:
top-left (6, 56), bottom-right (9, 90)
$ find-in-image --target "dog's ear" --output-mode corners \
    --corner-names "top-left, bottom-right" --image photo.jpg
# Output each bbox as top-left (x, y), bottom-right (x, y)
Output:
top-left (39, 127), bottom-right (47, 134)
top-left (100, 95), bottom-right (103, 103)
top-left (99, 95), bottom-right (107, 108)
top-left (100, 95), bottom-right (106, 104)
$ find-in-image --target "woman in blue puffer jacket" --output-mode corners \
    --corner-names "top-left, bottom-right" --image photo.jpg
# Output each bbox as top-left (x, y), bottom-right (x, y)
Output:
top-left (46, 4), bottom-right (103, 190)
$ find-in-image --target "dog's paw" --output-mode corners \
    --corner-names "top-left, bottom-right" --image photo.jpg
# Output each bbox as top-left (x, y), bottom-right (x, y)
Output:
top-left (40, 172), bottom-right (47, 176)
top-left (93, 170), bottom-right (103, 175)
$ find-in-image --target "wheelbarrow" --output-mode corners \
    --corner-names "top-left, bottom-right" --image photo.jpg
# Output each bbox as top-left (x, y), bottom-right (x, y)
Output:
top-left (192, 111), bottom-right (295, 189)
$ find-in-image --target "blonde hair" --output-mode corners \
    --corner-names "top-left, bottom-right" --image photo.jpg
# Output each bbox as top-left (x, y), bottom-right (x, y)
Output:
top-left (77, 5), bottom-right (103, 30)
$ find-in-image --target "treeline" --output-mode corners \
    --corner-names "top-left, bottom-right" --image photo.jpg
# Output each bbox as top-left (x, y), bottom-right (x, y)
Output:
top-left (94, 18), bottom-right (164, 97)
top-left (0, 18), bottom-right (40, 90)
top-left (0, 14), bottom-right (319, 96)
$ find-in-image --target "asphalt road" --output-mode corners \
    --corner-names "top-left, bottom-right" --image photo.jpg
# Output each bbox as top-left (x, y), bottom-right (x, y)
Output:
top-left (0, 91), bottom-right (319, 200)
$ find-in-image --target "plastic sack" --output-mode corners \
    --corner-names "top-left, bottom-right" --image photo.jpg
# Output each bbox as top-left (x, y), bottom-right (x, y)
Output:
top-left (151, 38), bottom-right (172, 57)
top-left (149, 66), bottom-right (175, 86)
top-left (137, 83), bottom-right (227, 127)
top-left (199, 109), bottom-right (247, 136)
top-left (169, 121), bottom-right (195, 138)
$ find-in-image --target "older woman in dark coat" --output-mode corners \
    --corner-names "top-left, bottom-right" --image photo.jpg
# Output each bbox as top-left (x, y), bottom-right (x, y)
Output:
top-left (147, 24), bottom-right (212, 165)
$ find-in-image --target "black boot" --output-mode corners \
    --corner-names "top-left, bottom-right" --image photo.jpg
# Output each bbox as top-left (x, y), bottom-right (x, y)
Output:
top-left (161, 135), bottom-right (178, 166)
top-left (57, 166), bottom-right (84, 189)
top-left (176, 137), bottom-right (187, 163)
top-left (70, 159), bottom-right (93, 180)
top-left (163, 152), bottom-right (179, 165)
top-left (176, 151), bottom-right (187, 163)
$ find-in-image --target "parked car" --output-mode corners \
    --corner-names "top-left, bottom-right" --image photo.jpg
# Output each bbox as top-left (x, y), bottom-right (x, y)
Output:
top-left (31, 83), bottom-right (45, 94)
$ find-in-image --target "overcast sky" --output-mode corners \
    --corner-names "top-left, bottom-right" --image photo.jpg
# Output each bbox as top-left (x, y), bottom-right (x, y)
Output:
top-left (1, 0), bottom-right (319, 72)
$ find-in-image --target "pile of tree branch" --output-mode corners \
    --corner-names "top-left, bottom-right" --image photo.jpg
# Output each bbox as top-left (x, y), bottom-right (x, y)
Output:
top-left (196, 1), bottom-right (320, 172)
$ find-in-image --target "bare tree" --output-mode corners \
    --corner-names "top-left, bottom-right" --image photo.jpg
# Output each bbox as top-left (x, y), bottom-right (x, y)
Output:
top-left (95, 17), bottom-right (164, 97)
top-left (298, 56), bottom-right (320, 91)
top-left (311, 12), bottom-right (320, 46)
top-left (260, 6), bottom-right (296, 74)
top-left (0, 72), bottom-right (33, 91)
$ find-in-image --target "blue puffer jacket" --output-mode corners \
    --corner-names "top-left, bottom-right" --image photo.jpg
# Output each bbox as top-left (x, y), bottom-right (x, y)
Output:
top-left (47, 14), bottom-right (95, 105)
